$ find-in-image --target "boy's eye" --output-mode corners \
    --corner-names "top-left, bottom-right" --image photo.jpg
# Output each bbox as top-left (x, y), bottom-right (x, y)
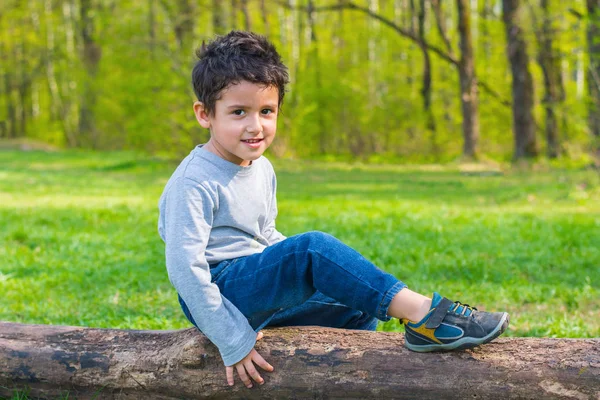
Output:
top-left (233, 109), bottom-right (245, 116)
top-left (261, 109), bottom-right (274, 115)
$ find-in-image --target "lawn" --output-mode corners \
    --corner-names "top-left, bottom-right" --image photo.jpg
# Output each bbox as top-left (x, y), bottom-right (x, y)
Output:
top-left (1, 150), bottom-right (599, 339)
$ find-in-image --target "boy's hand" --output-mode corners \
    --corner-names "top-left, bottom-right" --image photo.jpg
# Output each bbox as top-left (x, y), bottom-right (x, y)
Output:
top-left (226, 331), bottom-right (274, 388)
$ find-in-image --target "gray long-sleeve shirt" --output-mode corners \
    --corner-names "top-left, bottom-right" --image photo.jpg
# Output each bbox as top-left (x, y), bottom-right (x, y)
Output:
top-left (157, 145), bottom-right (285, 366)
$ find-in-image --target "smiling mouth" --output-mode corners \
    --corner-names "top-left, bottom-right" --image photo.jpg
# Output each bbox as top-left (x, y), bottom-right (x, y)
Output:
top-left (242, 139), bottom-right (263, 143)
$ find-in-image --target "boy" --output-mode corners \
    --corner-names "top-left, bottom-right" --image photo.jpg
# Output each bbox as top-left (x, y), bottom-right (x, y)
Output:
top-left (158, 31), bottom-right (509, 389)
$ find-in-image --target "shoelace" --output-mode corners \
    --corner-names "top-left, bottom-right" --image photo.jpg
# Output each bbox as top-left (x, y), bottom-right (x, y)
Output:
top-left (451, 301), bottom-right (477, 316)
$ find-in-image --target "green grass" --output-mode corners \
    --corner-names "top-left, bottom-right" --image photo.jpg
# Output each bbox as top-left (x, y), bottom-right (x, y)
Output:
top-left (0, 387), bottom-right (73, 400)
top-left (1, 150), bottom-right (599, 342)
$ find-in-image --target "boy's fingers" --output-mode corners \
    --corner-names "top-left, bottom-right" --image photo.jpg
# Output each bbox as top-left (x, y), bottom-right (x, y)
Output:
top-left (256, 331), bottom-right (264, 341)
top-left (253, 351), bottom-right (274, 372)
top-left (226, 366), bottom-right (235, 386)
top-left (236, 364), bottom-right (252, 388)
top-left (244, 361), bottom-right (264, 385)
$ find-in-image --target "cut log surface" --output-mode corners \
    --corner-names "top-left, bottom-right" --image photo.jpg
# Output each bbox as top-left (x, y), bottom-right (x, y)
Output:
top-left (1, 321), bottom-right (599, 399)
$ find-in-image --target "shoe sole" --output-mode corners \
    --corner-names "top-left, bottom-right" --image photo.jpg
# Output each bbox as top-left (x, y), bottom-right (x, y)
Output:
top-left (404, 312), bottom-right (510, 353)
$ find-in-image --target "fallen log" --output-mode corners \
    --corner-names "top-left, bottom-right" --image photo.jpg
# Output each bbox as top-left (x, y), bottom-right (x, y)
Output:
top-left (0, 321), bottom-right (598, 399)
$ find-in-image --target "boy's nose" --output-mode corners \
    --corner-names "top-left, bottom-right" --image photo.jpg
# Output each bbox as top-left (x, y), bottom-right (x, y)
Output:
top-left (246, 114), bottom-right (262, 133)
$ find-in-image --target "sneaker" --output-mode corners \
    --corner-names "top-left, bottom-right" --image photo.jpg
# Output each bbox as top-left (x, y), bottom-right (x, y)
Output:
top-left (402, 292), bottom-right (509, 352)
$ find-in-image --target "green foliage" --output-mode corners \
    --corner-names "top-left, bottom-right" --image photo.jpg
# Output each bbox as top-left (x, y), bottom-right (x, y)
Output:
top-left (1, 150), bottom-right (599, 340)
top-left (0, 0), bottom-right (596, 161)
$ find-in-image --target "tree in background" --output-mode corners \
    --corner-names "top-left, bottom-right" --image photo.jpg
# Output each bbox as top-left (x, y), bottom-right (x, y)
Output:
top-left (502, 0), bottom-right (538, 160)
top-left (456, 0), bottom-right (480, 160)
top-left (0, 0), bottom-right (596, 163)
top-left (79, 0), bottom-right (101, 148)
top-left (533, 0), bottom-right (566, 158)
top-left (313, 1), bottom-right (483, 159)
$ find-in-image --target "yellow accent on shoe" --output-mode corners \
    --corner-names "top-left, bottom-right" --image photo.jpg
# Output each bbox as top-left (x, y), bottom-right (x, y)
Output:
top-left (407, 322), bottom-right (442, 344)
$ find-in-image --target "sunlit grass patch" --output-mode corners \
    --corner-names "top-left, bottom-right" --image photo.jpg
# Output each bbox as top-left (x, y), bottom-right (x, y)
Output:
top-left (1, 150), bottom-right (598, 339)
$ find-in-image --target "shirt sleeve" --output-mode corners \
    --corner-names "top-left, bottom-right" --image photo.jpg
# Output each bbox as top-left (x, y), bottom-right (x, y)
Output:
top-left (262, 169), bottom-right (286, 245)
top-left (163, 178), bottom-right (257, 366)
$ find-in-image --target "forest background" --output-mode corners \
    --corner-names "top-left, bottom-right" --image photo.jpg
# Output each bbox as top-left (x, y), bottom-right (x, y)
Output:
top-left (2, 0), bottom-right (600, 164)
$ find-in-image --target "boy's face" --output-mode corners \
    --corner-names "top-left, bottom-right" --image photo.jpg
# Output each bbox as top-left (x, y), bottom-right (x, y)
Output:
top-left (194, 80), bottom-right (279, 166)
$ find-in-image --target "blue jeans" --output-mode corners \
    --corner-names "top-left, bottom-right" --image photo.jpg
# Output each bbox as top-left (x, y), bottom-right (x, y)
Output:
top-left (178, 231), bottom-right (406, 332)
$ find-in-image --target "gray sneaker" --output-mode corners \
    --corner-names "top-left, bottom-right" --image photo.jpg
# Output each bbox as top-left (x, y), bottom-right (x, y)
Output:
top-left (402, 292), bottom-right (509, 352)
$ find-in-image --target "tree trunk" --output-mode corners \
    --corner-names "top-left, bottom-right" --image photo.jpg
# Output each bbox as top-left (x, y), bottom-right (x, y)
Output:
top-left (587, 0), bottom-right (600, 154)
top-left (417, 0), bottom-right (439, 159)
top-left (502, 0), bottom-right (538, 160)
top-left (79, 0), bottom-right (101, 149)
top-left (1, 322), bottom-right (599, 399)
top-left (457, 0), bottom-right (480, 159)
top-left (538, 0), bottom-right (565, 158)
top-left (417, 0), bottom-right (435, 130)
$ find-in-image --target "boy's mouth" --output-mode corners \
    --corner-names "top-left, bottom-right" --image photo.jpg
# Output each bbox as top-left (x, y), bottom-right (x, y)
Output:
top-left (241, 138), bottom-right (264, 149)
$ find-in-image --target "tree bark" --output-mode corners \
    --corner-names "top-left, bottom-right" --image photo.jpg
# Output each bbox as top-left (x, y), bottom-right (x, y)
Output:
top-left (417, 0), bottom-right (436, 132)
top-left (1, 322), bottom-right (599, 399)
top-left (457, 0), bottom-right (480, 159)
top-left (502, 0), bottom-right (538, 160)
top-left (537, 0), bottom-right (565, 158)
top-left (416, 0), bottom-right (440, 159)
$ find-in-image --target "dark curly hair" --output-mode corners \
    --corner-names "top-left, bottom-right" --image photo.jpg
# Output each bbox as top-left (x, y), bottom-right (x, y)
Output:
top-left (192, 31), bottom-right (289, 116)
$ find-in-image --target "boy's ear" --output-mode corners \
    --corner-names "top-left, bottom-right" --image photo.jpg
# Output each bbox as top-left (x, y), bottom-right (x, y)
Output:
top-left (193, 101), bottom-right (211, 129)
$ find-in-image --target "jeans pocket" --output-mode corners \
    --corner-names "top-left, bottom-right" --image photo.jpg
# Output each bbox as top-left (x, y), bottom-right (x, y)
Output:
top-left (210, 259), bottom-right (236, 284)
